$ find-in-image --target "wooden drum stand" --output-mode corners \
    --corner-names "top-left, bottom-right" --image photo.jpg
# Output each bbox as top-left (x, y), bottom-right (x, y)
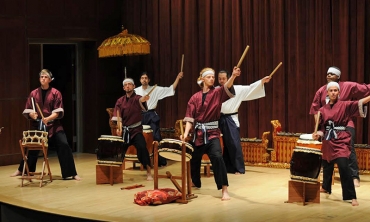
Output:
top-left (153, 141), bottom-right (197, 204)
top-left (19, 138), bottom-right (52, 188)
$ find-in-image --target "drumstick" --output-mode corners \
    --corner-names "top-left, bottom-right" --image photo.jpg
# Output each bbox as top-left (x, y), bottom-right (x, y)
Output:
top-left (31, 97), bottom-right (36, 112)
top-left (180, 54), bottom-right (184, 72)
top-left (314, 111), bottom-right (320, 133)
top-left (35, 103), bottom-right (45, 119)
top-left (120, 184), bottom-right (144, 190)
top-left (117, 110), bottom-right (122, 131)
top-left (179, 120), bottom-right (184, 139)
top-left (146, 84), bottom-right (157, 96)
top-left (236, 45), bottom-right (250, 68)
top-left (269, 62), bottom-right (283, 78)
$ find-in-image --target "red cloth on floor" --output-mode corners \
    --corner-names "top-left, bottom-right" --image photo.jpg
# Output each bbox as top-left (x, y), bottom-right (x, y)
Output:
top-left (134, 188), bottom-right (182, 206)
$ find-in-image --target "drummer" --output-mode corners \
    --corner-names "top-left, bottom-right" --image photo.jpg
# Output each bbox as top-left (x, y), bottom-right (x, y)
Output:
top-left (312, 82), bottom-right (370, 206)
top-left (181, 67), bottom-right (240, 201)
top-left (11, 69), bottom-right (81, 180)
top-left (112, 78), bottom-right (153, 181)
top-left (135, 71), bottom-right (183, 167)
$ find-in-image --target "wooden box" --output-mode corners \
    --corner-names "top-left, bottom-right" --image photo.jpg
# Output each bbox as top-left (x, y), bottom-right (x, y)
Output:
top-left (287, 180), bottom-right (320, 205)
top-left (96, 165), bottom-right (123, 185)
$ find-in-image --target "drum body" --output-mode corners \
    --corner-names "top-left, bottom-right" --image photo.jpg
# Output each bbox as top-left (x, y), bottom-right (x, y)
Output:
top-left (125, 125), bottom-right (153, 159)
top-left (22, 130), bottom-right (48, 147)
top-left (158, 139), bottom-right (194, 161)
top-left (290, 146), bottom-right (322, 182)
top-left (96, 135), bottom-right (126, 164)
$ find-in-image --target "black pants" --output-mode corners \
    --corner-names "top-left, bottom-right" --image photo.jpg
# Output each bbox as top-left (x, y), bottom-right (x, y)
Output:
top-left (190, 138), bottom-right (229, 190)
top-left (142, 111), bottom-right (167, 166)
top-left (347, 126), bottom-right (359, 180)
top-left (18, 131), bottom-right (78, 178)
top-left (322, 157), bottom-right (356, 200)
top-left (124, 133), bottom-right (151, 168)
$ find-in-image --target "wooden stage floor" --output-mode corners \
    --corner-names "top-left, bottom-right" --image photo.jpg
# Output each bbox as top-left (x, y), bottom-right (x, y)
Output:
top-left (0, 153), bottom-right (369, 222)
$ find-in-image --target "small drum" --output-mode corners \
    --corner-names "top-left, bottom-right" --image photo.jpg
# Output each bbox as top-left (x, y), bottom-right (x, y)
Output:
top-left (96, 135), bottom-right (126, 165)
top-left (125, 125), bottom-right (154, 159)
top-left (290, 146), bottom-right (322, 182)
top-left (158, 139), bottom-right (194, 161)
top-left (22, 130), bottom-right (48, 147)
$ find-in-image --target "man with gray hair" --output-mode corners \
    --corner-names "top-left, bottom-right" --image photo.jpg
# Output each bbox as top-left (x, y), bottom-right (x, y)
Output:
top-left (310, 66), bottom-right (370, 187)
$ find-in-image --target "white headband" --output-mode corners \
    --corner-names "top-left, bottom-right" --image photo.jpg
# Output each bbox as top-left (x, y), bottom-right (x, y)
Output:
top-left (327, 67), bottom-right (341, 77)
top-left (327, 81), bottom-right (340, 91)
top-left (202, 70), bottom-right (215, 77)
top-left (122, 78), bottom-right (134, 85)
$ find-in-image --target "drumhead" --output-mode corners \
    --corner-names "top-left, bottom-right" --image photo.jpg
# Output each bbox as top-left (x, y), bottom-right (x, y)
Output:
top-left (142, 125), bottom-right (151, 130)
top-left (299, 134), bottom-right (314, 140)
top-left (160, 138), bottom-right (194, 151)
top-left (98, 135), bottom-right (124, 142)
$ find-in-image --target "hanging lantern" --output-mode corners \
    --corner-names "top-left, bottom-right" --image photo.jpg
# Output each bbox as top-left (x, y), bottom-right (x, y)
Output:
top-left (97, 29), bottom-right (150, 58)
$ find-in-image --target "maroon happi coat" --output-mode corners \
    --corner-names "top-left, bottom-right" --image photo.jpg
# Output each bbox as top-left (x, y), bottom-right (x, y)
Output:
top-left (184, 85), bottom-right (235, 146)
top-left (112, 92), bottom-right (147, 140)
top-left (318, 100), bottom-right (367, 162)
top-left (22, 87), bottom-right (64, 137)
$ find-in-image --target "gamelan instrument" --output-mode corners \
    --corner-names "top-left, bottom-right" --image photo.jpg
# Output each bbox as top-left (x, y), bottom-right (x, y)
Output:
top-left (158, 139), bottom-right (194, 161)
top-left (290, 134), bottom-right (322, 182)
top-left (96, 135), bottom-right (126, 165)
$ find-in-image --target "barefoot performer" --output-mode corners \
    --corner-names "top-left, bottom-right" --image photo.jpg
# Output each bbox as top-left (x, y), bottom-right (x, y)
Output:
top-left (112, 78), bottom-right (153, 181)
top-left (312, 82), bottom-right (370, 206)
top-left (180, 66), bottom-right (241, 201)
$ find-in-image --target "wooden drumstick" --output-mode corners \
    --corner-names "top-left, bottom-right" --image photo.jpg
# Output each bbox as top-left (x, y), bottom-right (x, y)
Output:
top-left (236, 45), bottom-right (250, 68)
top-left (314, 111), bottom-right (320, 133)
top-left (269, 62), bottom-right (283, 78)
top-left (35, 103), bottom-right (45, 119)
top-left (146, 84), bottom-right (157, 96)
top-left (179, 120), bottom-right (184, 139)
top-left (31, 97), bottom-right (36, 112)
top-left (180, 54), bottom-right (184, 72)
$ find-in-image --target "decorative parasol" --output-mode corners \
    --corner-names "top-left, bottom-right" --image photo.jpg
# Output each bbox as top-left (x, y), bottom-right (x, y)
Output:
top-left (97, 29), bottom-right (150, 58)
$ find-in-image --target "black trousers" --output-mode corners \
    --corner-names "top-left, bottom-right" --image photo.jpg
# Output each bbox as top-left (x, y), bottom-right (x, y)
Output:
top-left (346, 126), bottom-right (359, 180)
top-left (142, 111), bottom-right (167, 166)
top-left (124, 133), bottom-right (151, 168)
top-left (322, 157), bottom-right (356, 200)
top-left (190, 138), bottom-right (229, 190)
top-left (18, 131), bottom-right (78, 178)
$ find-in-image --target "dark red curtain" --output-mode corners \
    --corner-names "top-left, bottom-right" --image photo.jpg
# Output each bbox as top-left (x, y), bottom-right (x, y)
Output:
top-left (121, 0), bottom-right (370, 144)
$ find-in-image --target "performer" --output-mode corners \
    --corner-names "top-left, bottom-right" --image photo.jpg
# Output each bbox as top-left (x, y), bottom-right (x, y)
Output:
top-left (313, 81), bottom-right (370, 206)
top-left (181, 67), bottom-right (241, 200)
top-left (218, 70), bottom-right (271, 174)
top-left (112, 78), bottom-right (153, 181)
top-left (11, 69), bottom-right (81, 180)
top-left (135, 71), bottom-right (183, 166)
top-left (310, 66), bottom-right (370, 187)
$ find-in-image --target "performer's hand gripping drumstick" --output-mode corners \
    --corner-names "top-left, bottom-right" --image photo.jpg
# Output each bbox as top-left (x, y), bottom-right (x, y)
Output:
top-left (269, 62), bottom-right (283, 78)
top-left (179, 120), bottom-right (185, 142)
top-left (236, 45), bottom-right (250, 68)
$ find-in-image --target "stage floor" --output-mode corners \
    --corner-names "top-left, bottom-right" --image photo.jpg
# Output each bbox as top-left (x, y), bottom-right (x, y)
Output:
top-left (0, 153), bottom-right (369, 222)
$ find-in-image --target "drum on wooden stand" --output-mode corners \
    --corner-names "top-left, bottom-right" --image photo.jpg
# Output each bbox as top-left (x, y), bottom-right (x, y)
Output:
top-left (125, 125), bottom-right (154, 160)
top-left (158, 139), bottom-right (194, 161)
top-left (22, 130), bottom-right (49, 147)
top-left (290, 134), bottom-right (322, 182)
top-left (96, 135), bottom-right (126, 165)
